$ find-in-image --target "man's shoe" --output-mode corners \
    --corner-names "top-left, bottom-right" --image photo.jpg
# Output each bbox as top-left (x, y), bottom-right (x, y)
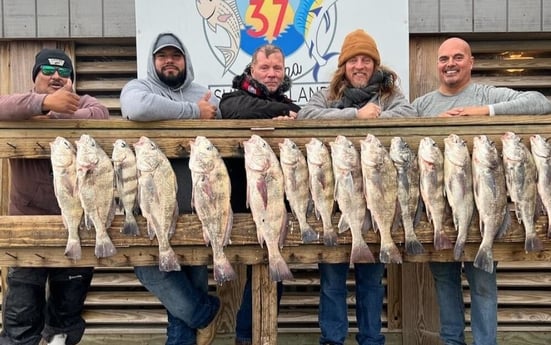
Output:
top-left (196, 303), bottom-right (223, 345)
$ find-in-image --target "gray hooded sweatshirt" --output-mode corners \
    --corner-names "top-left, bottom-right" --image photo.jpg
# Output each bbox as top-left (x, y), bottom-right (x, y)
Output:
top-left (120, 32), bottom-right (220, 120)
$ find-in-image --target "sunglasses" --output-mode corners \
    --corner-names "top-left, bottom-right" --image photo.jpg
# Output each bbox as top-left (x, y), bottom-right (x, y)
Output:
top-left (40, 65), bottom-right (72, 78)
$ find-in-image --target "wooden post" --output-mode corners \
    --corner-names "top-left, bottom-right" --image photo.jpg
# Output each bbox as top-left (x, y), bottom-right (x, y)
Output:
top-left (252, 263), bottom-right (278, 345)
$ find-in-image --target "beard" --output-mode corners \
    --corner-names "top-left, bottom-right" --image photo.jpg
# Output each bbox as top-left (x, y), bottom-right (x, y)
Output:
top-left (158, 69), bottom-right (186, 88)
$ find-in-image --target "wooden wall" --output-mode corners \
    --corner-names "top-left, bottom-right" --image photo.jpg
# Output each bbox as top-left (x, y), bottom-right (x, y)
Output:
top-left (0, 1), bottom-right (551, 39)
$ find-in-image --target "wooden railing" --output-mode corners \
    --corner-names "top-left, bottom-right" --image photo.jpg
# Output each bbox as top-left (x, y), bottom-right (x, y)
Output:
top-left (0, 117), bottom-right (550, 345)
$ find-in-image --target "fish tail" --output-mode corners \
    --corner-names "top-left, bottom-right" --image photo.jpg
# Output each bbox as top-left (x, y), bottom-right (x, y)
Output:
top-left (94, 231), bottom-right (117, 258)
top-left (64, 238), bottom-right (82, 261)
top-left (300, 224), bottom-right (318, 244)
top-left (379, 243), bottom-right (403, 264)
top-left (473, 245), bottom-right (495, 273)
top-left (433, 230), bottom-right (453, 251)
top-left (453, 239), bottom-right (466, 261)
top-left (269, 255), bottom-right (294, 282)
top-left (122, 213), bottom-right (140, 236)
top-left (524, 233), bottom-right (544, 252)
top-left (159, 248), bottom-right (181, 272)
top-left (323, 227), bottom-right (338, 246)
top-left (405, 237), bottom-right (425, 255)
top-left (213, 257), bottom-right (237, 284)
top-left (350, 241), bottom-right (375, 264)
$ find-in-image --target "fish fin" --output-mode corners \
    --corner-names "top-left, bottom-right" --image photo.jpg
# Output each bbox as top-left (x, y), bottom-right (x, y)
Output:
top-left (391, 201), bottom-right (401, 233)
top-left (268, 255), bottom-right (294, 282)
top-left (434, 230), bottom-right (453, 251)
top-left (168, 204), bottom-right (179, 239)
top-left (223, 208), bottom-right (234, 246)
top-left (379, 242), bottom-right (403, 264)
top-left (413, 197), bottom-right (424, 227)
top-left (496, 210), bottom-right (511, 239)
top-left (405, 237), bottom-right (425, 255)
top-left (453, 239), bottom-right (465, 261)
top-left (337, 214), bottom-right (350, 233)
top-left (256, 178), bottom-right (268, 209)
top-left (525, 233), bottom-right (544, 252)
top-left (362, 211), bottom-right (372, 234)
top-left (122, 213), bottom-right (140, 236)
top-left (350, 241), bottom-right (375, 264)
top-left (64, 239), bottom-right (82, 261)
top-left (94, 233), bottom-right (117, 258)
top-left (158, 248), bottom-right (181, 272)
top-left (213, 257), bottom-right (237, 284)
top-left (279, 213), bottom-right (289, 249)
top-left (473, 245), bottom-right (495, 273)
top-left (300, 225), bottom-right (318, 244)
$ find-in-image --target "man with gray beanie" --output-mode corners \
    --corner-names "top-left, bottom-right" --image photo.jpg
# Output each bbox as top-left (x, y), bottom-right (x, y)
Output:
top-left (0, 48), bottom-right (109, 345)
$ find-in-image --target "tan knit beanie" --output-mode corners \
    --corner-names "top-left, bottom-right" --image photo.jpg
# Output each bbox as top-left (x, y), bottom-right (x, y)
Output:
top-left (338, 29), bottom-right (381, 67)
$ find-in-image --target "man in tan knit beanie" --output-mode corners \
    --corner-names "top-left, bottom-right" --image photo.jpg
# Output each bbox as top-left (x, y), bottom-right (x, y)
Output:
top-left (338, 29), bottom-right (381, 67)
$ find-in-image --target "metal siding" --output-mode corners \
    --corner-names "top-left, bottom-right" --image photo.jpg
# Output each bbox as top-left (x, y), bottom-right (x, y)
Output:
top-left (37, 0), bottom-right (69, 37)
top-left (103, 0), bottom-right (135, 37)
top-left (473, 0), bottom-right (507, 32)
top-left (0, 1), bottom-right (3, 38)
top-left (508, 0), bottom-right (542, 31)
top-left (440, 0), bottom-right (473, 32)
top-left (70, 0), bottom-right (103, 37)
top-left (409, 0), bottom-right (440, 33)
top-left (3, 0), bottom-right (36, 38)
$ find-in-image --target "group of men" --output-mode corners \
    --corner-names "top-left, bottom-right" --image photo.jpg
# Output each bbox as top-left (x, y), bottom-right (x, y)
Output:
top-left (0, 28), bottom-right (550, 345)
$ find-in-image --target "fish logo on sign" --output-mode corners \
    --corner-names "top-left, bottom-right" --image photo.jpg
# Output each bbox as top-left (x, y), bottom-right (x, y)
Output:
top-left (195, 0), bottom-right (339, 81)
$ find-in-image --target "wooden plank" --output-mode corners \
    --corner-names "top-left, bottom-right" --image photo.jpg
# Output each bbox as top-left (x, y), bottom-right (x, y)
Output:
top-left (473, 0), bottom-right (507, 32)
top-left (9, 42), bottom-right (51, 93)
top-left (37, 0), bottom-right (69, 37)
top-left (471, 75), bottom-right (551, 88)
top-left (473, 57), bottom-right (551, 70)
top-left (508, 0), bottom-right (542, 32)
top-left (103, 0), bottom-right (136, 37)
top-left (408, 0), bottom-right (440, 33)
top-left (3, 0), bottom-right (36, 37)
top-left (409, 37), bottom-right (442, 100)
top-left (440, 0), bottom-right (473, 32)
top-left (75, 44), bottom-right (136, 57)
top-left (95, 97), bottom-right (121, 111)
top-left (470, 40), bottom-right (551, 53)
top-left (76, 61), bottom-right (137, 74)
top-left (69, 0), bottom-right (103, 37)
top-left (76, 78), bottom-right (132, 92)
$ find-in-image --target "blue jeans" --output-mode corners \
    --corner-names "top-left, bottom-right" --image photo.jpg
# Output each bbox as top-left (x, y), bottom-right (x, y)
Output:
top-left (134, 265), bottom-right (220, 345)
top-left (429, 262), bottom-right (497, 345)
top-left (235, 265), bottom-right (283, 343)
top-left (318, 263), bottom-right (385, 345)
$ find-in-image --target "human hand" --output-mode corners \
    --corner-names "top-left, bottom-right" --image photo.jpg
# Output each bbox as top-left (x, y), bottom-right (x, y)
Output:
top-left (438, 106), bottom-right (490, 117)
top-left (356, 103), bottom-right (381, 119)
top-left (272, 115), bottom-right (296, 120)
top-left (42, 88), bottom-right (80, 114)
top-left (197, 91), bottom-right (217, 119)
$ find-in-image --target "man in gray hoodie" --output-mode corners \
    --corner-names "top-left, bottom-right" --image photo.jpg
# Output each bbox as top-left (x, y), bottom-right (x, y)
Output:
top-left (120, 33), bottom-right (220, 345)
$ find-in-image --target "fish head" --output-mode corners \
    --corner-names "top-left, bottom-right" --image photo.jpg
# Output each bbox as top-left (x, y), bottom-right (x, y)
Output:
top-left (134, 136), bottom-right (162, 172)
top-left (189, 136), bottom-right (218, 173)
top-left (473, 135), bottom-right (500, 168)
top-left (305, 138), bottom-right (329, 166)
top-left (278, 138), bottom-right (301, 166)
top-left (530, 134), bottom-right (551, 158)
top-left (330, 135), bottom-right (359, 170)
top-left (75, 134), bottom-right (100, 167)
top-left (196, 0), bottom-right (218, 20)
top-left (244, 135), bottom-right (272, 172)
top-left (389, 136), bottom-right (413, 165)
top-left (418, 137), bottom-right (443, 165)
top-left (444, 134), bottom-right (470, 166)
top-left (50, 136), bottom-right (76, 168)
top-left (112, 139), bottom-right (132, 163)
top-left (360, 134), bottom-right (385, 167)
top-left (501, 132), bottom-right (526, 162)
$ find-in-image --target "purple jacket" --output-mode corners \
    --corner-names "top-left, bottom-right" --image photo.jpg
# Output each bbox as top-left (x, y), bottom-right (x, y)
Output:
top-left (0, 91), bottom-right (109, 215)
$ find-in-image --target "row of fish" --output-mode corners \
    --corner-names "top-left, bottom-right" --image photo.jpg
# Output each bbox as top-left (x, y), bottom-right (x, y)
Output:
top-left (50, 135), bottom-right (180, 273)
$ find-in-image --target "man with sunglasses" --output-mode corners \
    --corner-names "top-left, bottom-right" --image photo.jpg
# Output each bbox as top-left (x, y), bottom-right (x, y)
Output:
top-left (0, 48), bottom-right (109, 345)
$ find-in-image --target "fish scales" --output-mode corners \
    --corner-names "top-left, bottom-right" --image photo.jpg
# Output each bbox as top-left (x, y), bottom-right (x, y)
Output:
top-left (112, 139), bottom-right (140, 236)
top-left (134, 136), bottom-right (180, 272)
top-left (243, 135), bottom-right (293, 282)
top-left (360, 134), bottom-right (402, 264)
top-left (189, 136), bottom-right (236, 284)
top-left (75, 134), bottom-right (117, 258)
top-left (305, 138), bottom-right (337, 246)
top-left (530, 134), bottom-right (551, 238)
top-left (331, 135), bottom-right (377, 264)
top-left (443, 134), bottom-right (475, 260)
top-left (50, 136), bottom-right (84, 260)
top-left (279, 138), bottom-right (318, 243)
top-left (472, 135), bottom-right (511, 273)
top-left (418, 137), bottom-right (453, 251)
top-left (389, 137), bottom-right (424, 255)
